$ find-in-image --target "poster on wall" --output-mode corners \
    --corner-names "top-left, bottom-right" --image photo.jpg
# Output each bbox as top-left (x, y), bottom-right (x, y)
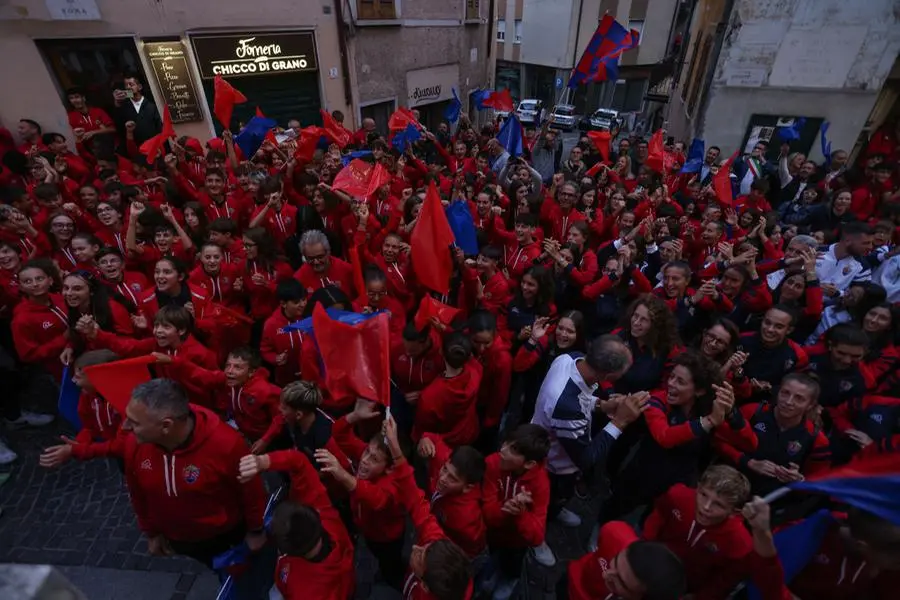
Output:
top-left (142, 39), bottom-right (203, 123)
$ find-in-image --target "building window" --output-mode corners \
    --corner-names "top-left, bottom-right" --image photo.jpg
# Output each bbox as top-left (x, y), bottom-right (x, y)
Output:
top-left (361, 99), bottom-right (396, 136)
top-left (357, 0), bottom-right (397, 20)
top-left (466, 0), bottom-right (480, 20)
top-left (497, 19), bottom-right (506, 41)
top-left (628, 19), bottom-right (644, 40)
top-left (514, 20), bottom-right (522, 43)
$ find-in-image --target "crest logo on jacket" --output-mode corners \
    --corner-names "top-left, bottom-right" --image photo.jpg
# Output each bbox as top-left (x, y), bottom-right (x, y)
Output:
top-left (840, 380), bottom-right (852, 392)
top-left (280, 564), bottom-right (290, 583)
top-left (786, 440), bottom-right (803, 455)
top-left (183, 464), bottom-right (200, 484)
top-left (871, 413), bottom-right (883, 424)
top-left (141, 459), bottom-right (152, 470)
top-left (42, 321), bottom-right (53, 329)
top-left (754, 422), bottom-right (767, 433)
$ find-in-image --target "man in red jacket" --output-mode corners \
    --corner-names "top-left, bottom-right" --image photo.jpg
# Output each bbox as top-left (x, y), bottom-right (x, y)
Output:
top-left (293, 229), bottom-right (356, 296)
top-left (40, 379), bottom-right (272, 596)
top-left (642, 465), bottom-right (753, 600)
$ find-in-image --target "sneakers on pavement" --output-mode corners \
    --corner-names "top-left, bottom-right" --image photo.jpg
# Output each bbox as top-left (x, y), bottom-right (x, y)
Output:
top-left (531, 541), bottom-right (557, 567)
top-left (0, 439), bottom-right (17, 465)
top-left (4, 410), bottom-right (55, 428)
top-left (556, 507), bottom-right (582, 528)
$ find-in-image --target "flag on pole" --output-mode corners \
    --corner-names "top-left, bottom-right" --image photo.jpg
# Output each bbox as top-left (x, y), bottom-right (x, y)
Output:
top-left (497, 114), bottom-right (525, 157)
top-left (320, 109), bottom-right (351, 148)
top-left (777, 117), bottom-right (806, 142)
top-left (482, 89), bottom-right (515, 113)
top-left (391, 123), bottom-right (422, 151)
top-left (680, 138), bottom-right (706, 174)
top-left (569, 15), bottom-right (639, 89)
top-left (139, 106), bottom-right (176, 163)
top-left (58, 365), bottom-right (82, 431)
top-left (410, 182), bottom-right (456, 295)
top-left (820, 121), bottom-right (833, 165)
top-left (213, 75), bottom-right (248, 129)
top-left (445, 88), bottom-right (463, 123)
top-left (587, 130), bottom-right (611, 163)
top-left (233, 116), bottom-right (277, 159)
top-left (712, 151), bottom-right (739, 207)
top-left (83, 355), bottom-right (156, 414)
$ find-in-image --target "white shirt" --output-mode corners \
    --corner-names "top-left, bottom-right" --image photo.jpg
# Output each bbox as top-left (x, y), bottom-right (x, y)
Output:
top-left (874, 253), bottom-right (900, 303)
top-left (130, 95), bottom-right (146, 113)
top-left (815, 243), bottom-right (870, 293)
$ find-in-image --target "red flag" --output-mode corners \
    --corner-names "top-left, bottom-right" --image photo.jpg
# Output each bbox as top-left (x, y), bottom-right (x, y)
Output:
top-left (366, 162), bottom-right (392, 197)
top-left (293, 126), bottom-right (323, 162)
top-left (347, 244), bottom-right (366, 301)
top-left (139, 106), bottom-right (176, 164)
top-left (388, 107), bottom-right (421, 131)
top-left (83, 355), bottom-right (155, 414)
top-left (320, 109), bottom-right (351, 148)
top-left (483, 89), bottom-right (515, 113)
top-left (645, 129), bottom-right (665, 173)
top-left (213, 75), bottom-right (248, 128)
top-left (414, 295), bottom-right (461, 331)
top-left (264, 129), bottom-right (279, 148)
top-left (712, 151), bottom-right (739, 207)
top-left (312, 304), bottom-right (391, 406)
top-left (255, 106), bottom-right (266, 118)
top-left (332, 159), bottom-right (390, 198)
top-left (586, 130), bottom-right (611, 163)
top-left (411, 181), bottom-right (455, 295)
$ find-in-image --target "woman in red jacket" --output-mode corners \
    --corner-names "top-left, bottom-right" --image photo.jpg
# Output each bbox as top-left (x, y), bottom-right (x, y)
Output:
top-left (467, 310), bottom-right (512, 448)
top-left (413, 332), bottom-right (483, 448)
top-left (44, 212), bottom-right (78, 273)
top-left (135, 256), bottom-right (213, 337)
top-left (59, 271), bottom-right (134, 363)
top-left (12, 259), bottom-right (68, 382)
top-left (260, 280), bottom-right (307, 386)
top-left (0, 240), bottom-right (23, 318)
top-left (241, 227), bottom-right (294, 343)
top-left (96, 247), bottom-right (148, 310)
top-left (189, 242), bottom-right (244, 310)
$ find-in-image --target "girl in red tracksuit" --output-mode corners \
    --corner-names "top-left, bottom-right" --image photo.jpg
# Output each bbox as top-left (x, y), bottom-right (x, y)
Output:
top-left (240, 227), bottom-right (294, 327)
top-left (159, 348), bottom-right (284, 453)
top-left (413, 332), bottom-right (483, 448)
top-left (351, 265), bottom-right (407, 340)
top-left (61, 271), bottom-right (135, 358)
top-left (353, 222), bottom-right (415, 312)
top-left (188, 243), bottom-right (245, 310)
top-left (136, 257), bottom-right (214, 332)
top-left (12, 260), bottom-right (69, 382)
top-left (315, 406), bottom-right (407, 590)
top-left (467, 311), bottom-right (513, 443)
top-left (96, 247), bottom-right (149, 310)
top-left (260, 280), bottom-right (307, 386)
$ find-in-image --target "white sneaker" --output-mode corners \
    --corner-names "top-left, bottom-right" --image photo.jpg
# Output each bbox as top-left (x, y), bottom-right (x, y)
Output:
top-left (5, 411), bottom-right (55, 428)
top-left (0, 439), bottom-right (17, 465)
top-left (556, 507), bottom-right (582, 528)
top-left (531, 541), bottom-right (557, 567)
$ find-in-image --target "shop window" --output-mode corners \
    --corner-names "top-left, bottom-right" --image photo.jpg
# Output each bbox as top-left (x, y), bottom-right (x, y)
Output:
top-left (514, 20), bottom-right (522, 44)
top-left (357, 0), bottom-right (397, 20)
top-left (361, 100), bottom-right (396, 136)
top-left (497, 19), bottom-right (506, 42)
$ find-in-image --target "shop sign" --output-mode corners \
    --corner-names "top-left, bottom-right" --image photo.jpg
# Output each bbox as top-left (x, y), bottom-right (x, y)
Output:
top-left (143, 39), bottom-right (203, 123)
top-left (191, 32), bottom-right (318, 79)
top-left (406, 64), bottom-right (459, 108)
top-left (45, 0), bottom-right (101, 20)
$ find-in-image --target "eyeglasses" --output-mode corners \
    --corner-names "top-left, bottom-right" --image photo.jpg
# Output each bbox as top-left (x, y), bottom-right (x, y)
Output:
top-left (305, 253), bottom-right (328, 263)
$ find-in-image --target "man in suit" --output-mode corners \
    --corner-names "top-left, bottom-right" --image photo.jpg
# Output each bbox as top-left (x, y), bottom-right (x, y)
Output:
top-left (114, 75), bottom-right (162, 147)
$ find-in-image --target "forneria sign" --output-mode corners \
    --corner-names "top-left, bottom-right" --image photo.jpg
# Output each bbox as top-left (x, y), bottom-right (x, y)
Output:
top-left (191, 32), bottom-right (319, 79)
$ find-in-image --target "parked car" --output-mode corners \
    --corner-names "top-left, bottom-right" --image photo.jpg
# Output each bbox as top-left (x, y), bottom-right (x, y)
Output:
top-left (548, 104), bottom-right (577, 131)
top-left (580, 108), bottom-right (620, 132)
top-left (515, 99), bottom-right (544, 126)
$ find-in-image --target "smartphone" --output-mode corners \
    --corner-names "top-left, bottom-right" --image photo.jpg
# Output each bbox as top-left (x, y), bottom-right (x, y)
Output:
top-left (124, 90), bottom-right (134, 99)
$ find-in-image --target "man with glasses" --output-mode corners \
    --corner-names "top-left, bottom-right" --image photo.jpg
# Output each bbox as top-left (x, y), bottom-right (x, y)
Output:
top-left (293, 229), bottom-right (356, 296)
top-left (40, 378), bottom-right (274, 597)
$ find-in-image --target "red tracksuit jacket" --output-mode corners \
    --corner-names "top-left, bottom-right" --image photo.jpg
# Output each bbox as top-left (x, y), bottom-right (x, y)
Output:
top-left (482, 453), bottom-right (550, 548)
top-left (421, 433), bottom-right (486, 557)
top-left (11, 294), bottom-right (69, 382)
top-left (390, 333), bottom-right (443, 395)
top-left (568, 521), bottom-right (638, 600)
top-left (260, 308), bottom-right (304, 386)
top-left (293, 258), bottom-right (356, 297)
top-left (269, 450), bottom-right (355, 600)
top-left (72, 405), bottom-right (266, 542)
top-left (165, 360), bottom-right (284, 444)
top-left (642, 483), bottom-right (753, 600)
top-left (242, 260), bottom-right (294, 320)
top-left (477, 338), bottom-right (513, 429)
top-left (332, 417), bottom-right (406, 543)
top-left (413, 359), bottom-right (483, 447)
top-left (75, 391), bottom-right (121, 443)
top-left (392, 460), bottom-right (474, 600)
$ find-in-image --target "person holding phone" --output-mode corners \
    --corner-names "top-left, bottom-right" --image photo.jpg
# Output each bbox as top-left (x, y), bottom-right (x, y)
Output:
top-left (113, 75), bottom-right (162, 147)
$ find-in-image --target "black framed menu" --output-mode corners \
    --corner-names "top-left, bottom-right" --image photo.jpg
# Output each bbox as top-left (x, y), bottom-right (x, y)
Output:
top-left (143, 39), bottom-right (203, 123)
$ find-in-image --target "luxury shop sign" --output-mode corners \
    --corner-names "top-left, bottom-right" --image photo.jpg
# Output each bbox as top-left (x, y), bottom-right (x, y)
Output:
top-left (191, 32), bottom-right (319, 79)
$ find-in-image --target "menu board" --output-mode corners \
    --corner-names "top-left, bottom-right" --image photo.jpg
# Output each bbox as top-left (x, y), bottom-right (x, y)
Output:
top-left (143, 39), bottom-right (203, 123)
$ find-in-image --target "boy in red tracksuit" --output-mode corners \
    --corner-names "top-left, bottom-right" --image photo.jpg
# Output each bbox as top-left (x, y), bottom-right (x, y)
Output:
top-left (72, 349), bottom-right (122, 443)
top-left (562, 522), bottom-right (686, 600)
top-left (487, 213), bottom-right (541, 284)
top-left (460, 245), bottom-right (511, 315)
top-left (240, 449), bottom-right (355, 600)
top-left (155, 347), bottom-right (284, 454)
top-left (482, 424), bottom-right (552, 594)
top-left (642, 465), bottom-right (753, 600)
top-left (314, 400), bottom-right (408, 590)
top-left (260, 280), bottom-right (307, 386)
top-left (384, 417), bottom-right (475, 600)
top-left (416, 433), bottom-right (486, 559)
top-left (413, 332), bottom-right (483, 447)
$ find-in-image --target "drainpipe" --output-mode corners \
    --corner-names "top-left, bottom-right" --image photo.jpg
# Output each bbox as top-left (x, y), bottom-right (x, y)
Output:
top-left (333, 0), bottom-right (354, 109)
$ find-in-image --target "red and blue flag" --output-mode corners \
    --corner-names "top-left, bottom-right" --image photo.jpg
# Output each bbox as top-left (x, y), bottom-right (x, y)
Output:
top-left (497, 113), bottom-right (525, 157)
top-left (569, 15), bottom-right (639, 88)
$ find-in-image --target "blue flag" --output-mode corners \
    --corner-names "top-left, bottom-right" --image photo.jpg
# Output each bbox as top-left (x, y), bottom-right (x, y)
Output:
top-left (341, 150), bottom-right (373, 166)
top-left (284, 309), bottom-right (383, 334)
top-left (445, 88), bottom-right (462, 124)
top-left (680, 138), bottom-right (705, 174)
top-left (234, 116), bottom-right (277, 158)
top-left (777, 117), bottom-right (806, 142)
top-left (446, 200), bottom-right (479, 255)
top-left (472, 89), bottom-right (492, 111)
top-left (497, 114), bottom-right (524, 157)
top-left (747, 509), bottom-right (836, 600)
top-left (790, 461), bottom-right (900, 525)
top-left (392, 123), bottom-right (421, 151)
top-left (820, 121), bottom-right (832, 166)
top-left (58, 365), bottom-right (81, 431)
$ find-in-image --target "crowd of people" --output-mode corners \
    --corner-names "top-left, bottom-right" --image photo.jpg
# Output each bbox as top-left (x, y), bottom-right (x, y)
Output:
top-left (0, 74), bottom-right (899, 600)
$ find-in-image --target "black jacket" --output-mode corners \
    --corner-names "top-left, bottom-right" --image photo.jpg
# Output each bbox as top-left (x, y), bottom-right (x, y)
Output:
top-left (115, 96), bottom-right (162, 146)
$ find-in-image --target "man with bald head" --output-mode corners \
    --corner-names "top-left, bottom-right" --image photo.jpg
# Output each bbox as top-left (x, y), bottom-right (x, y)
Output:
top-left (352, 117), bottom-right (377, 146)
